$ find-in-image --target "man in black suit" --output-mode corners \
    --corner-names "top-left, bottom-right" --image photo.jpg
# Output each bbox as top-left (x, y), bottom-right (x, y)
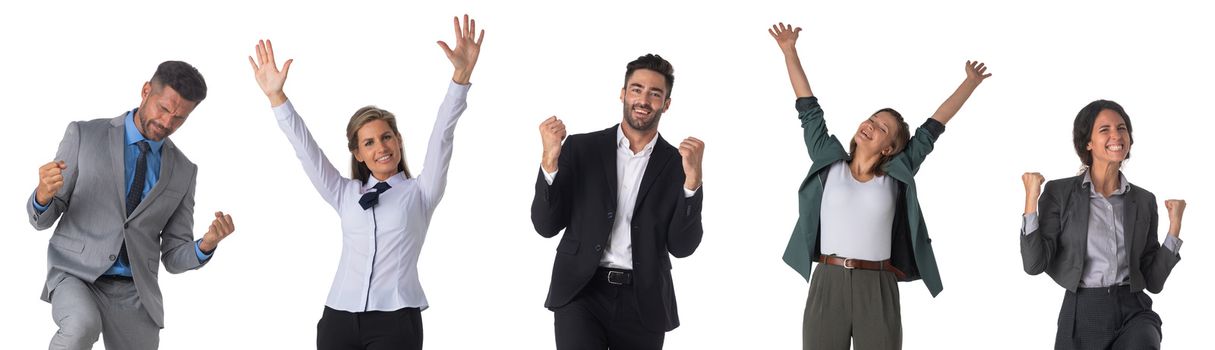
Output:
top-left (531, 54), bottom-right (705, 350)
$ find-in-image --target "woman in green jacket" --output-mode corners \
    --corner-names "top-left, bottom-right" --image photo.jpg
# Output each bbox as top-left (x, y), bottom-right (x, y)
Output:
top-left (769, 22), bottom-right (990, 350)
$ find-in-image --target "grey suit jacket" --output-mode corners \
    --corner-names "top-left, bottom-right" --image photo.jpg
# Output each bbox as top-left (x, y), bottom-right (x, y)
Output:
top-left (27, 113), bottom-right (207, 327)
top-left (1021, 174), bottom-right (1179, 293)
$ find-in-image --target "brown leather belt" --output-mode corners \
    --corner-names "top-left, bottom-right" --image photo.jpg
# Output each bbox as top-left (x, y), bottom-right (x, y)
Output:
top-left (818, 256), bottom-right (907, 280)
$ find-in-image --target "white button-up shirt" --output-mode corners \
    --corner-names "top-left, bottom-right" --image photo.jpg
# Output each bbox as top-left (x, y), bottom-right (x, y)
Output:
top-left (272, 81), bottom-right (469, 312)
top-left (543, 126), bottom-right (696, 270)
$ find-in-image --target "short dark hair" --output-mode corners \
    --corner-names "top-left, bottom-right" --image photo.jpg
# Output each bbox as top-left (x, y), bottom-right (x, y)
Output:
top-left (624, 54), bottom-right (675, 98)
top-left (151, 61), bottom-right (207, 103)
top-left (1072, 99), bottom-right (1133, 167)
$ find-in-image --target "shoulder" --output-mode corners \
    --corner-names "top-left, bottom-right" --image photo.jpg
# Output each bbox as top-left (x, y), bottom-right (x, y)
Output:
top-left (1128, 183), bottom-right (1156, 202)
top-left (1045, 174), bottom-right (1083, 192)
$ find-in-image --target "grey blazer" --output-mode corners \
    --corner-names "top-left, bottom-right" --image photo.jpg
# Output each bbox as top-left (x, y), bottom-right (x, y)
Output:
top-left (1021, 174), bottom-right (1179, 293)
top-left (27, 113), bottom-right (207, 327)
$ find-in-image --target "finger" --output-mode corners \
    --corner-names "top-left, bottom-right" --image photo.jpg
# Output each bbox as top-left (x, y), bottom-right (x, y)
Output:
top-left (476, 29), bottom-right (485, 46)
top-left (58, 160), bottom-right (67, 168)
top-left (470, 17), bottom-right (476, 40)
top-left (768, 28), bottom-right (777, 39)
top-left (267, 39), bottom-right (278, 67)
top-left (225, 214), bottom-right (235, 234)
top-left (257, 40), bottom-right (267, 65)
top-left (248, 55), bottom-right (260, 73)
top-left (451, 16), bottom-right (461, 41)
top-left (464, 14), bottom-right (471, 39)
top-left (795, 27), bottom-right (802, 33)
top-left (282, 59), bottom-right (293, 77)
top-left (437, 41), bottom-right (454, 57)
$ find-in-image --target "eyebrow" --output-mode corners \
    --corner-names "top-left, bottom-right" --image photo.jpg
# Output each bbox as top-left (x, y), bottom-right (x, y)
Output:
top-left (362, 131), bottom-right (393, 143)
top-left (629, 83), bottom-right (666, 95)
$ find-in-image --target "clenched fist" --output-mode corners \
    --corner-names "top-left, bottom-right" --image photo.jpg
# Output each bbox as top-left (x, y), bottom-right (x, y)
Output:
top-left (1165, 199), bottom-right (1186, 237)
top-left (1022, 172), bottom-right (1044, 214)
top-left (35, 161), bottom-right (67, 206)
top-left (679, 137), bottom-right (704, 191)
top-left (539, 116), bottom-right (566, 173)
top-left (199, 211), bottom-right (236, 253)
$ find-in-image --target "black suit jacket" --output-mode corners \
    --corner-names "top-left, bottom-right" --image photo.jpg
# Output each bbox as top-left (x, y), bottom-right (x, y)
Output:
top-left (531, 125), bottom-right (704, 332)
top-left (1021, 174), bottom-right (1180, 293)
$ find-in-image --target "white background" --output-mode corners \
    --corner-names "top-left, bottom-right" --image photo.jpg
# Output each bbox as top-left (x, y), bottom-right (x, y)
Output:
top-left (2, 1), bottom-right (1212, 349)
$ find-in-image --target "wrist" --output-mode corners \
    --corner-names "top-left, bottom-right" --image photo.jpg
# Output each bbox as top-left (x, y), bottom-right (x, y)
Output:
top-left (452, 69), bottom-right (471, 85)
top-left (268, 91), bottom-right (288, 107)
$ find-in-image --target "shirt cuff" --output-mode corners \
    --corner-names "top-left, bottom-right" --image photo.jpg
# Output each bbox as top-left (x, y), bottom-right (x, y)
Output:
top-left (272, 99), bottom-right (295, 121)
top-left (1163, 235), bottom-right (1183, 254)
top-left (1022, 212), bottom-right (1039, 236)
top-left (542, 167), bottom-right (557, 185)
top-left (195, 240), bottom-right (213, 262)
top-left (31, 191), bottom-right (49, 214)
top-left (921, 118), bottom-right (946, 139)
top-left (795, 96), bottom-right (820, 113)
top-left (683, 185), bottom-right (699, 198)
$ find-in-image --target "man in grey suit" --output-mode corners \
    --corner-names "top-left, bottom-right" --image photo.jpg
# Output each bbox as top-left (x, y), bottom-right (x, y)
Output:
top-left (27, 60), bottom-right (236, 350)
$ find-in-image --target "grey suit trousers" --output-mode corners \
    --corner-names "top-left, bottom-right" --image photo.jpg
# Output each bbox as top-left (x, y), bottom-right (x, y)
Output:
top-left (803, 263), bottom-right (902, 350)
top-left (1055, 285), bottom-right (1161, 350)
top-left (50, 275), bottom-right (159, 350)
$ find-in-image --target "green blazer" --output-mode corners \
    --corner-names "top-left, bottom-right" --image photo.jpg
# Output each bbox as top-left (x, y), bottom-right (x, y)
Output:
top-left (781, 97), bottom-right (947, 297)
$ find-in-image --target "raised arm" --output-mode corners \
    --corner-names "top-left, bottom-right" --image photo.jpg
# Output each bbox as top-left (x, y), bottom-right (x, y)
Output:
top-left (416, 15), bottom-right (482, 212)
top-left (769, 23), bottom-right (813, 98)
top-left (929, 61), bottom-right (991, 125)
top-left (249, 40), bottom-right (348, 210)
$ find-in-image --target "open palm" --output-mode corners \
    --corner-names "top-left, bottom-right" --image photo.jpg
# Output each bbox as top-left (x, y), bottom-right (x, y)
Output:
top-left (438, 14), bottom-right (485, 84)
top-left (247, 39), bottom-right (292, 105)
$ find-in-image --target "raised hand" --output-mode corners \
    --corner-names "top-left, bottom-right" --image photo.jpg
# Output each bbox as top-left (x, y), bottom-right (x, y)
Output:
top-left (437, 14), bottom-right (485, 85)
top-left (1022, 172), bottom-right (1044, 214)
top-left (1165, 199), bottom-right (1186, 237)
top-left (679, 137), bottom-right (705, 191)
top-left (247, 39), bottom-right (293, 107)
top-left (769, 22), bottom-right (813, 98)
top-left (199, 211), bottom-right (235, 253)
top-left (929, 60), bottom-right (993, 125)
top-left (35, 160), bottom-right (67, 206)
top-left (539, 116), bottom-right (566, 173)
top-left (965, 60), bottom-right (993, 84)
top-left (768, 22), bottom-right (801, 52)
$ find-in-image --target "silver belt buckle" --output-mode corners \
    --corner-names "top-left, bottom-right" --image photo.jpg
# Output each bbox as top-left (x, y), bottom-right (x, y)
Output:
top-left (607, 271), bottom-right (626, 285)
top-left (843, 258), bottom-right (856, 269)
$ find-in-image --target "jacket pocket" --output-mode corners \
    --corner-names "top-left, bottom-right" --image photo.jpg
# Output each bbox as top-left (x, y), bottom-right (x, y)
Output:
top-left (49, 234), bottom-right (84, 254)
top-left (556, 238), bottom-right (579, 255)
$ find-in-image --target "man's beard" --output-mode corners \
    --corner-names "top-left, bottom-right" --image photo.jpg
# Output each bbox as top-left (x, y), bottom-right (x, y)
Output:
top-left (622, 102), bottom-right (662, 131)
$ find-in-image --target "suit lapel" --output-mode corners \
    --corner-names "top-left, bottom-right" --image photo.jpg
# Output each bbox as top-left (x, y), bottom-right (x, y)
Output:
top-left (1073, 180), bottom-right (1092, 260)
top-left (109, 116), bottom-right (127, 213)
top-left (600, 127), bottom-right (618, 210)
top-left (1123, 187), bottom-right (1139, 261)
top-left (634, 135), bottom-right (671, 210)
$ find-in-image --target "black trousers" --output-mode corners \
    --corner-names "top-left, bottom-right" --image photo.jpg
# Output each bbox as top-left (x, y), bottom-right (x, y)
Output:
top-left (318, 306), bottom-right (423, 350)
top-left (1055, 285), bottom-right (1161, 350)
top-left (554, 268), bottom-right (665, 350)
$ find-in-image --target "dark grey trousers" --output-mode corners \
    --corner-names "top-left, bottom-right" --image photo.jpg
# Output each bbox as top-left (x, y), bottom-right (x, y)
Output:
top-left (1055, 285), bottom-right (1161, 350)
top-left (803, 263), bottom-right (902, 350)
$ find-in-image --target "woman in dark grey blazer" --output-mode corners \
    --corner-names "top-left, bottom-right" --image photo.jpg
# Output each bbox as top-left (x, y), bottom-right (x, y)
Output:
top-left (1021, 100), bottom-right (1187, 350)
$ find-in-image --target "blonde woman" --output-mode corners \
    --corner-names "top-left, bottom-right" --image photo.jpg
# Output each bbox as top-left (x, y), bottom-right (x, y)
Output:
top-left (247, 15), bottom-right (483, 350)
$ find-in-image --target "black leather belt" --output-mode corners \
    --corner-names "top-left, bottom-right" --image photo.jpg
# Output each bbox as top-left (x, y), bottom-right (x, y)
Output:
top-left (597, 267), bottom-right (632, 286)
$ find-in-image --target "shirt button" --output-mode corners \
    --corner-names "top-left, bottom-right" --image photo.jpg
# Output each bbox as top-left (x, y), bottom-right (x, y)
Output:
top-left (594, 245), bottom-right (603, 252)
top-left (108, 255), bottom-right (116, 261)
top-left (607, 211), bottom-right (614, 220)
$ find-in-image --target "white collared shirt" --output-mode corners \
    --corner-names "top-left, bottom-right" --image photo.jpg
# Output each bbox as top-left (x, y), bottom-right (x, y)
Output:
top-left (543, 125), bottom-right (696, 270)
top-left (272, 81), bottom-right (469, 312)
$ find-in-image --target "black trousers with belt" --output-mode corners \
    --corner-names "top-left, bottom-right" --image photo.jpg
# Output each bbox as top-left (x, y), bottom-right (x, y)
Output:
top-left (1055, 285), bottom-right (1161, 350)
top-left (554, 268), bottom-right (665, 350)
top-left (318, 306), bottom-right (423, 350)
